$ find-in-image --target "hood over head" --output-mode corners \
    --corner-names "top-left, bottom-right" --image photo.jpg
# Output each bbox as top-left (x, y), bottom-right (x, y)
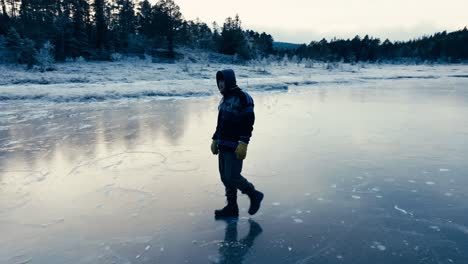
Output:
top-left (216, 69), bottom-right (237, 90)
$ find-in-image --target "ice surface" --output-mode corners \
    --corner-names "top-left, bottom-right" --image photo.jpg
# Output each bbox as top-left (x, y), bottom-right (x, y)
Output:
top-left (1, 64), bottom-right (468, 263)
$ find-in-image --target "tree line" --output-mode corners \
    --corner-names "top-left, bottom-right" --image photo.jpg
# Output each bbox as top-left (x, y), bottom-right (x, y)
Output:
top-left (0, 0), bottom-right (466, 67)
top-left (286, 28), bottom-right (468, 63)
top-left (0, 0), bottom-right (274, 67)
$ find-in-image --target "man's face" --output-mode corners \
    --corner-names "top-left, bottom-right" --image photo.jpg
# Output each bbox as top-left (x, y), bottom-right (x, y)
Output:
top-left (218, 79), bottom-right (226, 94)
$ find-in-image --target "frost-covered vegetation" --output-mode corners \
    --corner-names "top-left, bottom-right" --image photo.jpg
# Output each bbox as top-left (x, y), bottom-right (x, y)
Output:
top-left (1, 52), bottom-right (467, 102)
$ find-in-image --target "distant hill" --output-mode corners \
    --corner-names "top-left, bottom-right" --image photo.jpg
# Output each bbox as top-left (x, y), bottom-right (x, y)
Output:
top-left (273, 42), bottom-right (302, 50)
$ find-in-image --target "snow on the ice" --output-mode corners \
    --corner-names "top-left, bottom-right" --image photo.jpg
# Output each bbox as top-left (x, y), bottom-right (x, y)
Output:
top-left (78, 124), bottom-right (93, 130)
top-left (377, 245), bottom-right (386, 251)
top-left (394, 205), bottom-right (413, 216)
top-left (371, 241), bottom-right (387, 251)
top-left (293, 218), bottom-right (304, 223)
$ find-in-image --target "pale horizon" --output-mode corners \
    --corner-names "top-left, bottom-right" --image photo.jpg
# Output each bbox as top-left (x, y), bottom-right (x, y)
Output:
top-left (170, 0), bottom-right (468, 43)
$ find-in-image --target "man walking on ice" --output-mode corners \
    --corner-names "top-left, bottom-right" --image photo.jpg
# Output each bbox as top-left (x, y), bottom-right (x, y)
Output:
top-left (211, 69), bottom-right (264, 218)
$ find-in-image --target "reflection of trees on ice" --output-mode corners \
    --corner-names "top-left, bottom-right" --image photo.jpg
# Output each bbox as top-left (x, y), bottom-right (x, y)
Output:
top-left (213, 219), bottom-right (263, 264)
top-left (0, 99), bottom-right (190, 173)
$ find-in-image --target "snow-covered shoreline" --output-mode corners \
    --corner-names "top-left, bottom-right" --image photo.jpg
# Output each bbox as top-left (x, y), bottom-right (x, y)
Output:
top-left (1, 61), bottom-right (467, 102)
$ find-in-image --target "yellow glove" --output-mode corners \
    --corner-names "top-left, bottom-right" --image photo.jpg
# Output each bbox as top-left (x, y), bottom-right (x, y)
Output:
top-left (235, 141), bottom-right (248, 160)
top-left (211, 140), bottom-right (219, 155)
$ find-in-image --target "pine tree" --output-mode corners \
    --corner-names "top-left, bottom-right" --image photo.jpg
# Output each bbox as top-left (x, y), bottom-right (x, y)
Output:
top-left (5, 27), bottom-right (37, 67)
top-left (20, 37), bottom-right (36, 68)
top-left (70, 0), bottom-right (90, 56)
top-left (53, 0), bottom-right (70, 61)
top-left (211, 21), bottom-right (221, 51)
top-left (5, 27), bottom-right (22, 62)
top-left (19, 0), bottom-right (57, 41)
top-left (0, 0), bottom-right (9, 35)
top-left (219, 14), bottom-right (251, 59)
top-left (153, 0), bottom-right (183, 57)
top-left (112, 0), bottom-right (135, 52)
top-left (181, 18), bottom-right (212, 49)
top-left (136, 0), bottom-right (152, 37)
top-left (93, 0), bottom-right (107, 50)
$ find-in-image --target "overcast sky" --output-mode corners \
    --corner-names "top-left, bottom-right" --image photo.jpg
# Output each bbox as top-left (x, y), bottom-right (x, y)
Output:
top-left (172, 0), bottom-right (468, 43)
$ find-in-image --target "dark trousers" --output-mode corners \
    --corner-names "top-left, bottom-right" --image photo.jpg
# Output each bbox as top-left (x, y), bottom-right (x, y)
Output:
top-left (218, 151), bottom-right (255, 203)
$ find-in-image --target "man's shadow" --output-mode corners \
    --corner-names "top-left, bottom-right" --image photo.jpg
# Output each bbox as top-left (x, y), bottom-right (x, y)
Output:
top-left (215, 218), bottom-right (263, 264)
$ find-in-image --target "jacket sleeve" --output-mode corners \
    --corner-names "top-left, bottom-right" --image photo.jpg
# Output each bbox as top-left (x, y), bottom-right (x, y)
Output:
top-left (212, 110), bottom-right (221, 140)
top-left (239, 99), bottom-right (255, 144)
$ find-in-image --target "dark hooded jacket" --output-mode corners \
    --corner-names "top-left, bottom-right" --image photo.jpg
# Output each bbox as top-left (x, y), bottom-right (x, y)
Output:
top-left (212, 69), bottom-right (255, 152)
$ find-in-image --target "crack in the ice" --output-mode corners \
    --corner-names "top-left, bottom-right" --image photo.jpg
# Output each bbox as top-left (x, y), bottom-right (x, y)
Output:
top-left (67, 151), bottom-right (168, 176)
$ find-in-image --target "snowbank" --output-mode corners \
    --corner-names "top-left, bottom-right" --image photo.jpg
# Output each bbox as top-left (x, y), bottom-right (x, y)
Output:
top-left (0, 61), bottom-right (467, 102)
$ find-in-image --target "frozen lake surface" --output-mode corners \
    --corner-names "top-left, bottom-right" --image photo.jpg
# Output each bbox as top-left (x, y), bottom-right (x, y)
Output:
top-left (1, 66), bottom-right (468, 263)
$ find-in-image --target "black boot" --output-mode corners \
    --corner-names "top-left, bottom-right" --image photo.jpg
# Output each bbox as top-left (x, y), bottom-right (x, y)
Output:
top-left (215, 201), bottom-right (239, 219)
top-left (247, 190), bottom-right (264, 215)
